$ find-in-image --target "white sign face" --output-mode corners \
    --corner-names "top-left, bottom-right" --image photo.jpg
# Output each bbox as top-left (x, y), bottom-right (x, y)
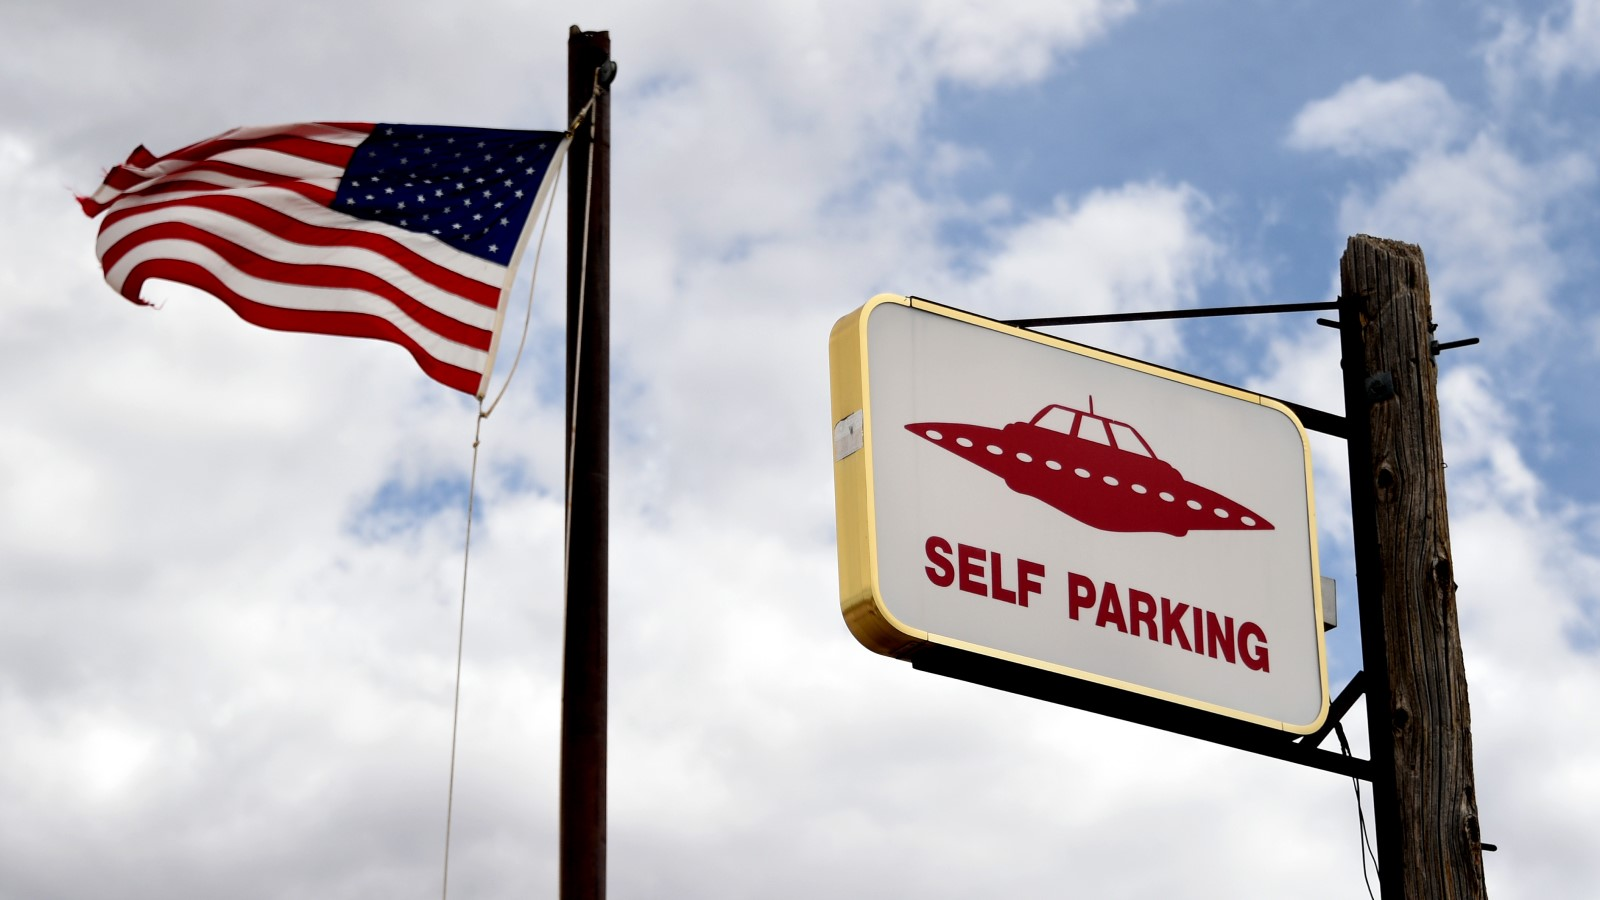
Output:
top-left (830, 296), bottom-right (1328, 733)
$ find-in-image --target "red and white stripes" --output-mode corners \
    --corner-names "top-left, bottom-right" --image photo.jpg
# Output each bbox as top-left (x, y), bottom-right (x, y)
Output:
top-left (80, 122), bottom-right (556, 396)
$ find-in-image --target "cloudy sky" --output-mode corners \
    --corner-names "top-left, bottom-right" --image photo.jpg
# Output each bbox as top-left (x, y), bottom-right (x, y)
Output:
top-left (4, 0), bottom-right (1599, 897)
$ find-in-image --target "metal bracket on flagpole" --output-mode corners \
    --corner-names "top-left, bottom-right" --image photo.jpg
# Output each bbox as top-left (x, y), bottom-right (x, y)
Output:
top-left (567, 100), bottom-right (597, 136)
top-left (566, 59), bottom-right (616, 136)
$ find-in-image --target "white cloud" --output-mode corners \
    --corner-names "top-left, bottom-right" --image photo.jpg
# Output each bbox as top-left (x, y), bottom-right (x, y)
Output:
top-left (1486, 0), bottom-right (1600, 92)
top-left (1287, 74), bottom-right (1465, 158)
top-left (612, 0), bottom-right (1138, 261)
top-left (1530, 5), bottom-right (1600, 82)
top-left (1287, 71), bottom-right (1593, 347)
top-left (957, 182), bottom-right (1224, 362)
top-left (1436, 365), bottom-right (1600, 899)
top-left (1335, 135), bottom-right (1592, 341)
top-left (911, 0), bottom-right (1138, 84)
top-left (1247, 326), bottom-right (1354, 593)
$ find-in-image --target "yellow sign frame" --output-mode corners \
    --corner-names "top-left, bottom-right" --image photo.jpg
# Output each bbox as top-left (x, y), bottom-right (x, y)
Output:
top-left (829, 294), bottom-right (1330, 734)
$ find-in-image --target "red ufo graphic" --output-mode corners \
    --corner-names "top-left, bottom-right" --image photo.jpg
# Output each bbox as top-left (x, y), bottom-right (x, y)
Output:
top-left (906, 400), bottom-right (1274, 537)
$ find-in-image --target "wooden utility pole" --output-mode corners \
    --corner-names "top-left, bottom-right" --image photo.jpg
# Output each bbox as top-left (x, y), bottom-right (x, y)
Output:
top-left (562, 25), bottom-right (611, 900)
top-left (1339, 235), bottom-right (1488, 898)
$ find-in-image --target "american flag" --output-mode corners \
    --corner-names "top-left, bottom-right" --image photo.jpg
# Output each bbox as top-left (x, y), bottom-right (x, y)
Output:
top-left (79, 122), bottom-right (568, 396)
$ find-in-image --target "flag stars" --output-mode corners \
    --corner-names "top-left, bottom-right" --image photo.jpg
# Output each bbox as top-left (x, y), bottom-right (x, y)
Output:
top-left (335, 124), bottom-right (559, 267)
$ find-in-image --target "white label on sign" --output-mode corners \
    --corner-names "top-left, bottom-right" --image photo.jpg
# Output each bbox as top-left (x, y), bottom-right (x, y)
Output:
top-left (834, 409), bottom-right (864, 461)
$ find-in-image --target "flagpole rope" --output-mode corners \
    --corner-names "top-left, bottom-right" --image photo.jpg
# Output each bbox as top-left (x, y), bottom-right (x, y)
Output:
top-left (481, 162), bottom-right (563, 420)
top-left (563, 72), bottom-right (603, 616)
top-left (441, 403), bottom-right (486, 900)
top-left (437, 75), bottom-right (604, 900)
top-left (480, 88), bottom-right (598, 420)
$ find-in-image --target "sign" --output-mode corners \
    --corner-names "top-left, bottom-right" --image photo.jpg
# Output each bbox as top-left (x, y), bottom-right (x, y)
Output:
top-left (830, 295), bottom-right (1328, 733)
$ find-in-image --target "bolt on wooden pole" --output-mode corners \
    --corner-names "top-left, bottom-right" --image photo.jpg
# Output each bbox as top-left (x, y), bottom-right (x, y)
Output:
top-left (562, 25), bottom-right (611, 900)
top-left (1339, 235), bottom-right (1488, 899)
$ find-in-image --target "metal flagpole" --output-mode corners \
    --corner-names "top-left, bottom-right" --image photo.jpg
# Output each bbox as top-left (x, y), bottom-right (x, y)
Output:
top-left (562, 25), bottom-right (612, 900)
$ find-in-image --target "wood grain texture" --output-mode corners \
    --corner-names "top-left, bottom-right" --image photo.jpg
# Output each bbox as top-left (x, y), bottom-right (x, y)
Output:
top-left (1341, 235), bottom-right (1487, 898)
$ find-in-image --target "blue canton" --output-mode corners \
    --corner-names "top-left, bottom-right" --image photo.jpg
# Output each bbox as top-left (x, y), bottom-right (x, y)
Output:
top-left (334, 123), bottom-right (563, 267)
